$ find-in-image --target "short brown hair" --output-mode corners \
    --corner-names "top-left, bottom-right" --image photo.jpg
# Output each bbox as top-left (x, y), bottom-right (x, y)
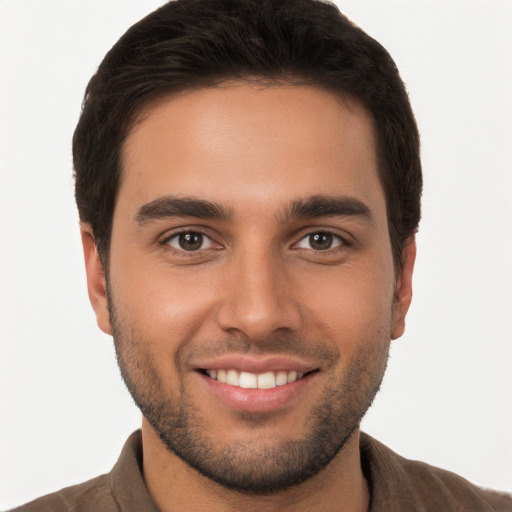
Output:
top-left (73, 0), bottom-right (422, 269)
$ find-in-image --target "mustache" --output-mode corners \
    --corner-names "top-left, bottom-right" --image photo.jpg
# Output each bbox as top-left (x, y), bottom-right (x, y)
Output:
top-left (180, 332), bottom-right (341, 367)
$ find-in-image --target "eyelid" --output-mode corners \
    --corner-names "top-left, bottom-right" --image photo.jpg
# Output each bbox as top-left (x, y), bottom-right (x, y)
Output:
top-left (157, 226), bottom-right (351, 253)
top-left (160, 228), bottom-right (222, 252)
top-left (291, 228), bottom-right (351, 251)
top-left (169, 233), bottom-right (214, 251)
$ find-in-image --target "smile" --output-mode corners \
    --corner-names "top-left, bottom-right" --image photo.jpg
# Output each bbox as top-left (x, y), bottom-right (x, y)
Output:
top-left (197, 362), bottom-right (318, 412)
top-left (204, 369), bottom-right (305, 389)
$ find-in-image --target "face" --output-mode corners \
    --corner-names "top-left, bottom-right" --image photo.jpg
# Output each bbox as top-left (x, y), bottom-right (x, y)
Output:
top-left (83, 84), bottom-right (414, 493)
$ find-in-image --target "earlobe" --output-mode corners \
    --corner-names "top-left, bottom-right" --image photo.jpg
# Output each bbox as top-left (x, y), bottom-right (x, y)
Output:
top-left (391, 237), bottom-right (416, 340)
top-left (80, 224), bottom-right (112, 335)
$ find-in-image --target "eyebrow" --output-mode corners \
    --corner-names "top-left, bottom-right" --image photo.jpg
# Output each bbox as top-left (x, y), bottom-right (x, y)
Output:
top-left (135, 194), bottom-right (374, 226)
top-left (136, 196), bottom-right (231, 225)
top-left (278, 195), bottom-right (375, 224)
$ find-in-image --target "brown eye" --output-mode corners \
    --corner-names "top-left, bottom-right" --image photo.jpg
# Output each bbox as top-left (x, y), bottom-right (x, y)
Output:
top-left (167, 232), bottom-right (214, 251)
top-left (296, 232), bottom-right (343, 251)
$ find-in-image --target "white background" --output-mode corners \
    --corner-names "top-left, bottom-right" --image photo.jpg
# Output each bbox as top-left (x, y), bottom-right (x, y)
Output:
top-left (1, 0), bottom-right (511, 508)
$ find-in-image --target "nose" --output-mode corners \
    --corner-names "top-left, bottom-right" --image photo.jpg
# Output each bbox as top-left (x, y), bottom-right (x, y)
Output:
top-left (216, 246), bottom-right (302, 342)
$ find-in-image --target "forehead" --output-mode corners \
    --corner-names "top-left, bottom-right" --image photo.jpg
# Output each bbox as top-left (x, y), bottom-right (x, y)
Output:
top-left (119, 83), bottom-right (384, 223)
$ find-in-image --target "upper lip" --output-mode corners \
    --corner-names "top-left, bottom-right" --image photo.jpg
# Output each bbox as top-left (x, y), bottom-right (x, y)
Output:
top-left (192, 355), bottom-right (319, 374)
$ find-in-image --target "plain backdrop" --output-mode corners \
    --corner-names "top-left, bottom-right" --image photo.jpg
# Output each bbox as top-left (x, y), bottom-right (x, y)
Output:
top-left (1, 0), bottom-right (511, 508)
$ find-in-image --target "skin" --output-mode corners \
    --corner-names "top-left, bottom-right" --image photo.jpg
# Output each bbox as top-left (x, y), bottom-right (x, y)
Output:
top-left (82, 83), bottom-right (415, 512)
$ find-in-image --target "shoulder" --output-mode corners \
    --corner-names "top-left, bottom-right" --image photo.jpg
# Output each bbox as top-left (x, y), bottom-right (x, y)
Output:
top-left (360, 433), bottom-right (512, 512)
top-left (8, 431), bottom-right (157, 512)
top-left (7, 473), bottom-right (118, 512)
top-left (397, 455), bottom-right (512, 511)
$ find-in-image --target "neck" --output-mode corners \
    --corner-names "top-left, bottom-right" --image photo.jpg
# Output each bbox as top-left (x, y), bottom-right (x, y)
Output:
top-left (141, 419), bottom-right (370, 512)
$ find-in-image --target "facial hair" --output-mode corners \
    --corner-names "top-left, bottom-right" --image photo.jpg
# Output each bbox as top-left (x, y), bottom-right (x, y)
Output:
top-left (108, 291), bottom-right (391, 495)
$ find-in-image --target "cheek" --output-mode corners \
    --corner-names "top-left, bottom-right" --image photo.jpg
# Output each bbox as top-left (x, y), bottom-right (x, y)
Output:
top-left (109, 259), bottom-right (221, 346)
top-left (300, 260), bottom-right (395, 345)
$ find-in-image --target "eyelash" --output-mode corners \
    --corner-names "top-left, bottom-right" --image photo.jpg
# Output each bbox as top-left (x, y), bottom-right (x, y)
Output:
top-left (161, 229), bottom-right (219, 254)
top-left (292, 229), bottom-right (350, 252)
top-left (160, 228), bottom-right (350, 254)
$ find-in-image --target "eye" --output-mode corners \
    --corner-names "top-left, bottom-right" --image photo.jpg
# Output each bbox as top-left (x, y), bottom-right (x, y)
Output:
top-left (296, 232), bottom-right (344, 251)
top-left (166, 231), bottom-right (216, 251)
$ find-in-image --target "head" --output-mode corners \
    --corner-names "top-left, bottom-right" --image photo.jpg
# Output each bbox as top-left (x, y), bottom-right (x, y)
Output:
top-left (75, 0), bottom-right (421, 496)
top-left (74, 0), bottom-right (421, 272)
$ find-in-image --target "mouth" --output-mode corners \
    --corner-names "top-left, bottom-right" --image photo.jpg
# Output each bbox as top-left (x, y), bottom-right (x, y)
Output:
top-left (201, 368), bottom-right (308, 389)
top-left (198, 367), bottom-right (318, 413)
top-left (193, 356), bottom-right (320, 412)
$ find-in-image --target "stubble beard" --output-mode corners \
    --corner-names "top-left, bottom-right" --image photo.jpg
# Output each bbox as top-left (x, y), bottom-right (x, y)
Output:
top-left (108, 296), bottom-right (390, 495)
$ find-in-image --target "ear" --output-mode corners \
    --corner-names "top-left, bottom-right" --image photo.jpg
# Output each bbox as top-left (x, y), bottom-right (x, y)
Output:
top-left (391, 237), bottom-right (416, 340)
top-left (80, 223), bottom-right (112, 335)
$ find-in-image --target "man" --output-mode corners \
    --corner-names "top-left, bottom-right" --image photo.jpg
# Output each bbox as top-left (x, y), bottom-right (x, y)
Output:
top-left (10, 0), bottom-right (511, 510)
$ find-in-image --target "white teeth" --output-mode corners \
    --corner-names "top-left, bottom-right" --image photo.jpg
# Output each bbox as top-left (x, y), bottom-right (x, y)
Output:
top-left (257, 371), bottom-right (276, 389)
top-left (206, 368), bottom-right (307, 389)
top-left (239, 371), bottom-right (258, 389)
top-left (287, 370), bottom-right (298, 383)
top-left (275, 371), bottom-right (288, 386)
top-left (226, 369), bottom-right (240, 386)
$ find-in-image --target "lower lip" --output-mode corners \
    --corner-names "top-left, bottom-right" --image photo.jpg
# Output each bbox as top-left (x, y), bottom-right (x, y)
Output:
top-left (198, 372), bottom-right (315, 413)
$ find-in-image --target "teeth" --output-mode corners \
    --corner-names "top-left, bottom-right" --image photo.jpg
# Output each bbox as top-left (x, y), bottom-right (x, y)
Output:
top-left (258, 371), bottom-right (276, 389)
top-left (226, 369), bottom-right (240, 386)
top-left (275, 371), bottom-right (288, 385)
top-left (239, 371), bottom-right (258, 389)
top-left (205, 369), bottom-right (306, 389)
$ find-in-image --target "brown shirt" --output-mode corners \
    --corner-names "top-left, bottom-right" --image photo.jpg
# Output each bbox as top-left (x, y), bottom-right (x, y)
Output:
top-left (10, 430), bottom-right (512, 512)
